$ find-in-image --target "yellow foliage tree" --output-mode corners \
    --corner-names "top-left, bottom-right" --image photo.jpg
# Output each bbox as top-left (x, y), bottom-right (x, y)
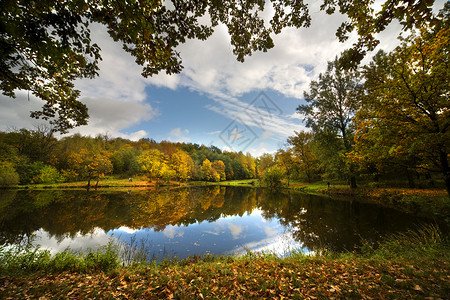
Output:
top-left (169, 149), bottom-right (193, 182)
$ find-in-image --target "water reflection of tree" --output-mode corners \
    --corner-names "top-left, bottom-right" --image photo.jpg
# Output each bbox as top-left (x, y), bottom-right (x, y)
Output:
top-left (0, 187), bottom-right (428, 251)
top-left (258, 191), bottom-right (423, 252)
top-left (0, 187), bottom-right (258, 244)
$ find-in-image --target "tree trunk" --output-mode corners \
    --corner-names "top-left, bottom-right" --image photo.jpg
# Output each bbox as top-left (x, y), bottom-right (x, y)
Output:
top-left (439, 150), bottom-right (450, 198)
top-left (349, 175), bottom-right (357, 189)
top-left (406, 168), bottom-right (415, 188)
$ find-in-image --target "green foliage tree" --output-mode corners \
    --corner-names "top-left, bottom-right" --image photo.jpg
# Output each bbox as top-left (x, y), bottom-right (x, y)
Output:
top-left (38, 165), bottom-right (62, 184)
top-left (298, 55), bottom-right (362, 188)
top-left (354, 21), bottom-right (450, 195)
top-left (261, 165), bottom-right (284, 189)
top-left (15, 161), bottom-right (45, 184)
top-left (0, 162), bottom-right (19, 186)
top-left (111, 147), bottom-right (140, 177)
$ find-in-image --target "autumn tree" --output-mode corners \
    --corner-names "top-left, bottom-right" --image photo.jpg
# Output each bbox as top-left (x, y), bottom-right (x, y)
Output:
top-left (261, 165), bottom-right (284, 189)
top-left (212, 160), bottom-right (226, 181)
top-left (138, 149), bottom-right (166, 182)
top-left (354, 18), bottom-right (450, 195)
top-left (169, 149), bottom-right (193, 182)
top-left (201, 158), bottom-right (219, 182)
top-left (0, 161), bottom-right (19, 186)
top-left (67, 149), bottom-right (113, 188)
top-left (275, 149), bottom-right (297, 186)
top-left (257, 153), bottom-right (276, 178)
top-left (287, 131), bottom-right (319, 183)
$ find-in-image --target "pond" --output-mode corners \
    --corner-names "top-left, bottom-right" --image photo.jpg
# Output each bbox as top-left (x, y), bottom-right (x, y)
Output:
top-left (0, 186), bottom-right (436, 261)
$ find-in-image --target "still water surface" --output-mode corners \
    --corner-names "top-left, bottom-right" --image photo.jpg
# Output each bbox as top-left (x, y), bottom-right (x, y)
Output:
top-left (0, 186), bottom-right (434, 260)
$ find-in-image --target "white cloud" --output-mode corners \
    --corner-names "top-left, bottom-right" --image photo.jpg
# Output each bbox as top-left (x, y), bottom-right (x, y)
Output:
top-left (0, 92), bottom-right (48, 131)
top-left (0, 90), bottom-right (156, 141)
top-left (246, 142), bottom-right (277, 157)
top-left (33, 228), bottom-right (111, 254)
top-left (206, 95), bottom-right (307, 138)
top-left (261, 131), bottom-right (274, 139)
top-left (75, 23), bottom-right (149, 102)
top-left (63, 97), bottom-right (157, 141)
top-left (169, 127), bottom-right (190, 142)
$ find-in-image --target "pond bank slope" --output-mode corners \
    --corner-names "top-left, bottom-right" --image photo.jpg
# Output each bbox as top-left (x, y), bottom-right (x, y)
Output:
top-left (1, 227), bottom-right (449, 299)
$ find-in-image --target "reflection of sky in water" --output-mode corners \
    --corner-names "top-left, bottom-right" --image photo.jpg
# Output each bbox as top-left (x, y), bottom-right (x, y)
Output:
top-left (31, 228), bottom-right (111, 254)
top-left (108, 208), bottom-right (306, 260)
top-left (31, 208), bottom-right (307, 260)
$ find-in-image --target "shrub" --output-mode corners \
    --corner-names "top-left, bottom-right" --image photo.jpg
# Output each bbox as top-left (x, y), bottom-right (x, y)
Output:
top-left (0, 162), bottom-right (20, 186)
top-left (39, 165), bottom-right (62, 184)
top-left (262, 166), bottom-right (284, 189)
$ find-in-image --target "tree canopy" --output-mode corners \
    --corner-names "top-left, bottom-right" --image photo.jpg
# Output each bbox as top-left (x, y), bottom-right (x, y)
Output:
top-left (1, 0), bottom-right (441, 132)
top-left (353, 21), bottom-right (450, 194)
top-left (298, 56), bottom-right (362, 187)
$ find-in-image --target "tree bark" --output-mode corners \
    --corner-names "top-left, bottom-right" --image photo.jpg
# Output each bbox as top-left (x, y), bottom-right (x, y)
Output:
top-left (349, 175), bottom-right (357, 189)
top-left (406, 168), bottom-right (415, 189)
top-left (439, 150), bottom-right (450, 198)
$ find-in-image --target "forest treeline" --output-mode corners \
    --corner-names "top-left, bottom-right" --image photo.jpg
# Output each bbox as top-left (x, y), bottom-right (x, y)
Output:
top-left (0, 128), bottom-right (263, 187)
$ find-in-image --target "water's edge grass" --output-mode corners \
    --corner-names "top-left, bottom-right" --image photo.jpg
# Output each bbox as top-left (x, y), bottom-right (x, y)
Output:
top-left (0, 225), bottom-right (448, 298)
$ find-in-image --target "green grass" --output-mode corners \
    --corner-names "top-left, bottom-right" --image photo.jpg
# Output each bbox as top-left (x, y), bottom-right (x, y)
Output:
top-left (0, 226), bottom-right (448, 298)
top-left (188, 179), bottom-right (261, 188)
top-left (9, 176), bottom-right (186, 190)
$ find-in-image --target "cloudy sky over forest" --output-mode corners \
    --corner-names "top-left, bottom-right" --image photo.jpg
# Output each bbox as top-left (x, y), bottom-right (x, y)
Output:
top-left (0, 1), bottom-right (445, 156)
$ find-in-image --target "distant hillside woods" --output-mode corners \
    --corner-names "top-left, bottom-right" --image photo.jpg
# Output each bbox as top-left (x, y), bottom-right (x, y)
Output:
top-left (0, 129), bottom-right (261, 186)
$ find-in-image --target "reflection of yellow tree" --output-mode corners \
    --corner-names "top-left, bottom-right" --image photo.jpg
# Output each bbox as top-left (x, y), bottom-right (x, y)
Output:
top-left (134, 189), bottom-right (192, 231)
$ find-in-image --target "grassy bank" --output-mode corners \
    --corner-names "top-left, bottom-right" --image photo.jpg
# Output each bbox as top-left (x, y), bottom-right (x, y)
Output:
top-left (0, 226), bottom-right (448, 299)
top-left (287, 181), bottom-right (450, 221)
top-left (7, 177), bottom-right (186, 190)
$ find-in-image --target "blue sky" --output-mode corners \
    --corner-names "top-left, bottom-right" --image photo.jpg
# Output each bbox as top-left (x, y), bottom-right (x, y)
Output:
top-left (122, 87), bottom-right (303, 153)
top-left (1, 1), bottom-right (444, 156)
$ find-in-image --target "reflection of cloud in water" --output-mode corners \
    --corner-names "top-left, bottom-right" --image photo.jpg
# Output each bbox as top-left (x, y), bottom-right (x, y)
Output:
top-left (32, 228), bottom-right (111, 254)
top-left (227, 223), bottom-right (245, 239)
top-left (264, 226), bottom-right (278, 237)
top-left (163, 227), bottom-right (184, 239)
top-left (117, 226), bottom-right (138, 234)
top-left (231, 233), bottom-right (307, 257)
top-left (203, 229), bottom-right (220, 236)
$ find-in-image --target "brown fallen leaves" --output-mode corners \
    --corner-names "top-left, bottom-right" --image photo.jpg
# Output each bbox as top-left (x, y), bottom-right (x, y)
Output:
top-left (0, 256), bottom-right (449, 299)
